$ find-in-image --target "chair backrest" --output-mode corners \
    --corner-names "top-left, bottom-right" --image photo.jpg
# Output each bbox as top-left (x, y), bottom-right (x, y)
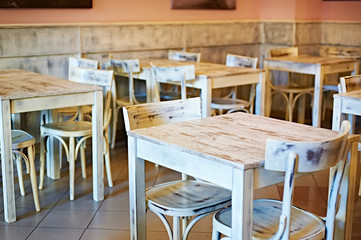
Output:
top-left (339, 75), bottom-right (361, 93)
top-left (269, 47), bottom-right (298, 58)
top-left (123, 97), bottom-right (201, 131)
top-left (151, 64), bottom-right (196, 102)
top-left (168, 50), bottom-right (201, 63)
top-left (68, 57), bottom-right (99, 79)
top-left (106, 59), bottom-right (140, 105)
top-left (226, 54), bottom-right (258, 68)
top-left (68, 67), bottom-right (114, 125)
top-left (264, 120), bottom-right (351, 240)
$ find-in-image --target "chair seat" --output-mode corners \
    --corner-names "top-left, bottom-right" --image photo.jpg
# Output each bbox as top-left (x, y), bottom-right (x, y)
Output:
top-left (273, 85), bottom-right (314, 94)
top-left (323, 84), bottom-right (339, 92)
top-left (41, 121), bottom-right (92, 137)
top-left (211, 98), bottom-right (250, 109)
top-left (146, 180), bottom-right (231, 216)
top-left (116, 94), bottom-right (147, 106)
top-left (214, 199), bottom-right (324, 239)
top-left (11, 130), bottom-right (35, 149)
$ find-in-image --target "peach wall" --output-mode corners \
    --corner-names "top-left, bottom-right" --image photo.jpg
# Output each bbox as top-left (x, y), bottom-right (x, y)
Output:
top-left (322, 2), bottom-right (361, 21)
top-left (0, 0), bottom-right (260, 24)
top-left (0, 0), bottom-right (360, 24)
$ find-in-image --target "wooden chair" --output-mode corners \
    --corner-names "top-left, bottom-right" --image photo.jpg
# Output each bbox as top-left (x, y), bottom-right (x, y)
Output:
top-left (161, 50), bottom-right (201, 100)
top-left (123, 98), bottom-right (231, 240)
top-left (168, 50), bottom-right (201, 63)
top-left (10, 130), bottom-right (40, 212)
top-left (211, 54), bottom-right (258, 115)
top-left (105, 58), bottom-right (147, 149)
top-left (269, 47), bottom-right (314, 122)
top-left (339, 75), bottom-right (361, 195)
top-left (151, 63), bottom-right (196, 103)
top-left (39, 67), bottom-right (113, 200)
top-left (212, 120), bottom-right (351, 240)
top-left (56, 57), bottom-right (99, 122)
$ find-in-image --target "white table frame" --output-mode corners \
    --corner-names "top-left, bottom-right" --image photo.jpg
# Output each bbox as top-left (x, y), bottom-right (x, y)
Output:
top-left (264, 55), bottom-right (358, 127)
top-left (134, 59), bottom-right (265, 118)
top-left (0, 70), bottom-right (104, 223)
top-left (127, 113), bottom-right (357, 239)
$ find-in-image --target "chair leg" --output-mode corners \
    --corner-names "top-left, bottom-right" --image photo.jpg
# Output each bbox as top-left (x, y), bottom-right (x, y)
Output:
top-left (173, 216), bottom-right (181, 240)
top-left (104, 137), bottom-right (113, 187)
top-left (212, 228), bottom-right (221, 240)
top-left (39, 134), bottom-right (46, 190)
top-left (28, 145), bottom-right (40, 212)
top-left (297, 94), bottom-right (306, 124)
top-left (181, 217), bottom-right (189, 237)
top-left (288, 93), bottom-right (294, 122)
top-left (16, 154), bottom-right (25, 196)
top-left (111, 106), bottom-right (119, 149)
top-left (69, 137), bottom-right (76, 200)
top-left (59, 115), bottom-right (63, 169)
top-left (80, 142), bottom-right (87, 179)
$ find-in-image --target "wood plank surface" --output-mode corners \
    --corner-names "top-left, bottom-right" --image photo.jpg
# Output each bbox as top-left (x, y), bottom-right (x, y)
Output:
top-left (128, 112), bottom-right (341, 170)
top-left (139, 59), bottom-right (263, 78)
top-left (265, 55), bottom-right (356, 65)
top-left (335, 89), bottom-right (361, 101)
top-left (0, 69), bottom-right (101, 100)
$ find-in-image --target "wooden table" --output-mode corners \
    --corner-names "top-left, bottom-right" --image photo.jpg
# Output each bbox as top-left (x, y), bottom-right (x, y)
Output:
top-left (127, 112), bottom-right (359, 239)
top-left (264, 55), bottom-right (358, 127)
top-left (134, 59), bottom-right (265, 118)
top-left (0, 69), bottom-right (104, 223)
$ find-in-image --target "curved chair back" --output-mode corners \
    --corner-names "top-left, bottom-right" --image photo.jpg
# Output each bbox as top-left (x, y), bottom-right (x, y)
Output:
top-left (226, 54), bottom-right (258, 68)
top-left (265, 120), bottom-right (350, 240)
top-left (151, 64), bottom-right (196, 102)
top-left (269, 47), bottom-right (298, 58)
top-left (168, 50), bottom-right (201, 62)
top-left (339, 75), bottom-right (361, 93)
top-left (123, 97), bottom-right (201, 131)
top-left (68, 57), bottom-right (99, 79)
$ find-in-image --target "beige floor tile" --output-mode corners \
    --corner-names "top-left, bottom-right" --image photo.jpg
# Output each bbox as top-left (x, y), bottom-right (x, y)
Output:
top-left (89, 210), bottom-right (130, 230)
top-left (0, 225), bottom-right (35, 240)
top-left (81, 229), bottom-right (130, 240)
top-left (27, 227), bottom-right (84, 240)
top-left (39, 209), bottom-right (96, 228)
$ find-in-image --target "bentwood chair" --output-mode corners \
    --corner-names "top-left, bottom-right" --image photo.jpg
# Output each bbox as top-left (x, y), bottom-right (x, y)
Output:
top-left (211, 54), bottom-right (258, 115)
top-left (212, 120), bottom-right (351, 240)
top-left (151, 63), bottom-right (196, 103)
top-left (268, 47), bottom-right (314, 122)
top-left (39, 68), bottom-right (113, 200)
top-left (162, 50), bottom-right (201, 100)
top-left (123, 98), bottom-right (231, 240)
top-left (10, 130), bottom-right (40, 212)
top-left (105, 59), bottom-right (147, 149)
top-left (339, 75), bottom-right (361, 195)
top-left (56, 57), bottom-right (99, 122)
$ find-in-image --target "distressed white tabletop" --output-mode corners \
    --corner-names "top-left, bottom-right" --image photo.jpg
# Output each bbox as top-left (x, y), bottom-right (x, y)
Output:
top-left (129, 112), bottom-right (340, 170)
top-left (265, 55), bottom-right (356, 65)
top-left (0, 69), bottom-right (101, 100)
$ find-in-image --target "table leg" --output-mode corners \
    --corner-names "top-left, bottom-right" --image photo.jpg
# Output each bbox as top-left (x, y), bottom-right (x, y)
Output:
top-left (232, 168), bottom-right (253, 239)
top-left (200, 76), bottom-right (211, 118)
top-left (255, 72), bottom-right (265, 116)
top-left (45, 109), bottom-right (60, 180)
top-left (92, 91), bottom-right (104, 202)
top-left (128, 136), bottom-right (146, 240)
top-left (0, 100), bottom-right (16, 223)
top-left (313, 66), bottom-right (324, 127)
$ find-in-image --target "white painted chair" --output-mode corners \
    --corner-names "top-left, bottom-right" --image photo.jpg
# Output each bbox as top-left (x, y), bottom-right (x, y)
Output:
top-left (123, 98), bottom-right (232, 240)
top-left (168, 50), bottom-right (201, 63)
top-left (212, 120), bottom-right (351, 240)
top-left (105, 59), bottom-right (147, 149)
top-left (269, 47), bottom-right (314, 122)
top-left (161, 50), bottom-right (201, 100)
top-left (211, 54), bottom-right (258, 115)
top-left (339, 75), bottom-right (361, 195)
top-left (57, 57), bottom-right (99, 122)
top-left (39, 68), bottom-right (113, 200)
top-left (10, 130), bottom-right (40, 212)
top-left (151, 63), bottom-right (196, 103)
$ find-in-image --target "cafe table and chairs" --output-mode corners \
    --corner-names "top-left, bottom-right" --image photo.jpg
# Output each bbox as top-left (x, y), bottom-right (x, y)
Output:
top-left (132, 58), bottom-right (265, 118)
top-left (0, 69), bottom-right (104, 223)
top-left (264, 54), bottom-right (359, 127)
top-left (126, 111), bottom-right (359, 240)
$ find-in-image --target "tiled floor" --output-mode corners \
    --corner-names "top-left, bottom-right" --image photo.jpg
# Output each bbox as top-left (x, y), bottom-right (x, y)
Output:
top-left (0, 141), bottom-right (360, 240)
